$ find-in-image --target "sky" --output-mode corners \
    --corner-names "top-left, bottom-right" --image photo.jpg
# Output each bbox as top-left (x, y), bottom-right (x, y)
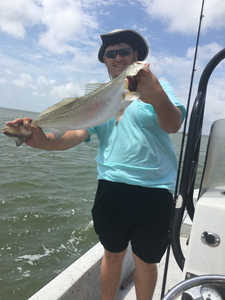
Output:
top-left (0, 0), bottom-right (225, 135)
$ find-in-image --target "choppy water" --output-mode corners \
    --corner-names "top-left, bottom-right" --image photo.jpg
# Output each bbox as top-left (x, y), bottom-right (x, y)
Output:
top-left (0, 107), bottom-right (208, 300)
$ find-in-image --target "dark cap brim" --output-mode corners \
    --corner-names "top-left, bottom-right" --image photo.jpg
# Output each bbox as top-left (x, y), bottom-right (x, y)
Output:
top-left (98, 29), bottom-right (149, 63)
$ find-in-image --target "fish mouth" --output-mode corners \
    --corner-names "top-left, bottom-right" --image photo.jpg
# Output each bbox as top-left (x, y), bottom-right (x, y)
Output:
top-left (127, 76), bottom-right (137, 92)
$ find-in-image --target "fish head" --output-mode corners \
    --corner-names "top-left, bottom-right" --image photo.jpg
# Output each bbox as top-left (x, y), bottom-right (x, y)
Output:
top-left (2, 123), bottom-right (32, 146)
top-left (124, 61), bottom-right (148, 93)
top-left (125, 61), bottom-right (148, 77)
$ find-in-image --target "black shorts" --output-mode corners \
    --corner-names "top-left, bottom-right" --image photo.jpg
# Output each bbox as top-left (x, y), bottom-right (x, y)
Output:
top-left (92, 180), bottom-right (173, 263)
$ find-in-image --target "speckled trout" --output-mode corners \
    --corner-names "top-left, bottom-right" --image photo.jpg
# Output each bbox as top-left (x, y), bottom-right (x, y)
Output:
top-left (2, 61), bottom-right (147, 146)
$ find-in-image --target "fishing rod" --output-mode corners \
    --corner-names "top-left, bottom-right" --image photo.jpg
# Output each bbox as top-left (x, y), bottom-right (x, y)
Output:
top-left (160, 0), bottom-right (205, 298)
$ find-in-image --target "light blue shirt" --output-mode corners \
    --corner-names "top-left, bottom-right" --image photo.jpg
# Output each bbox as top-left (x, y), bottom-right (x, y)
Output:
top-left (85, 81), bottom-right (186, 194)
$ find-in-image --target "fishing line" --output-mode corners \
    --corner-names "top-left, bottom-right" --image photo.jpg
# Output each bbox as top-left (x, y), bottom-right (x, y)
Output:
top-left (160, 0), bottom-right (205, 298)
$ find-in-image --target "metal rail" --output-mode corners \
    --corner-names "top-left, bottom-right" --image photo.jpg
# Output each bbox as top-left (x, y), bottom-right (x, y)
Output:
top-left (171, 48), bottom-right (225, 271)
top-left (161, 275), bottom-right (225, 300)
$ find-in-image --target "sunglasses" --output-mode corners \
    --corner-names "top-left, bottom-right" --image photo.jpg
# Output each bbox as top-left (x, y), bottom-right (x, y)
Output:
top-left (104, 47), bottom-right (135, 59)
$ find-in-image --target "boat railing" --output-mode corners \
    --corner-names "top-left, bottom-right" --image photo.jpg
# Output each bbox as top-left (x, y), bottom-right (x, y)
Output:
top-left (171, 48), bottom-right (225, 271)
top-left (161, 275), bottom-right (225, 300)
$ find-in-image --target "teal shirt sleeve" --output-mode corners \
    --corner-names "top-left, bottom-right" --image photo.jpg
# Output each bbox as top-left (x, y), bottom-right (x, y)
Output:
top-left (84, 127), bottom-right (97, 143)
top-left (160, 80), bottom-right (186, 123)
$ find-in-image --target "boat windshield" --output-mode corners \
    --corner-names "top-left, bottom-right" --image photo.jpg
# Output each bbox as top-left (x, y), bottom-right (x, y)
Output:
top-left (199, 119), bottom-right (225, 198)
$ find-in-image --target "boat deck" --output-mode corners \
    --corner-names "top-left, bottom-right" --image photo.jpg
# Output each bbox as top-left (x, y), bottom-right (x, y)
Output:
top-left (28, 214), bottom-right (191, 300)
top-left (116, 235), bottom-right (188, 300)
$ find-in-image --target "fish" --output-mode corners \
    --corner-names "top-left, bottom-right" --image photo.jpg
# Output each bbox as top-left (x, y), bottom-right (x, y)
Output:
top-left (2, 61), bottom-right (147, 147)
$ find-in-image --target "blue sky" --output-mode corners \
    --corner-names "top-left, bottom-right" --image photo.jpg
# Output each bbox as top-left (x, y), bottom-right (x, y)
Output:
top-left (0, 0), bottom-right (225, 134)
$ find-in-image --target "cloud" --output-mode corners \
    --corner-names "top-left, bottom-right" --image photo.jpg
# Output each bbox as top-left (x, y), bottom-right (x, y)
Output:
top-left (38, 0), bottom-right (87, 54)
top-left (147, 51), bottom-right (192, 85)
top-left (0, 0), bottom-right (41, 38)
top-left (6, 69), bottom-right (13, 75)
top-left (36, 76), bottom-right (83, 99)
top-left (36, 75), bottom-right (52, 91)
top-left (203, 0), bottom-right (225, 31)
top-left (140, 0), bottom-right (225, 34)
top-left (0, 0), bottom-right (224, 135)
top-left (12, 72), bottom-right (85, 103)
top-left (49, 82), bottom-right (84, 99)
top-left (0, 0), bottom-right (99, 54)
top-left (147, 42), bottom-right (225, 135)
top-left (187, 43), bottom-right (223, 62)
top-left (0, 77), bottom-right (7, 84)
top-left (13, 73), bottom-right (37, 90)
top-left (204, 80), bottom-right (225, 133)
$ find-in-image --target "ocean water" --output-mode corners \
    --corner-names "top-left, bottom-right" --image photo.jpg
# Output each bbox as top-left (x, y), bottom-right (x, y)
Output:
top-left (0, 107), bottom-right (208, 300)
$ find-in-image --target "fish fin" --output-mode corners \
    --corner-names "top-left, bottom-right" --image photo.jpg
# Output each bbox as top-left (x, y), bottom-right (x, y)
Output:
top-left (39, 97), bottom-right (80, 117)
top-left (124, 92), bottom-right (140, 101)
top-left (115, 109), bottom-right (125, 126)
top-left (13, 137), bottom-right (26, 147)
top-left (51, 128), bottom-right (67, 140)
top-left (84, 83), bottom-right (107, 95)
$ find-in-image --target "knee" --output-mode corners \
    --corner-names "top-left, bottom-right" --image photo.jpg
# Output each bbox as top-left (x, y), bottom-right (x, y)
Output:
top-left (137, 259), bottom-right (156, 272)
top-left (104, 248), bottom-right (127, 264)
top-left (142, 262), bottom-right (157, 274)
top-left (133, 252), bottom-right (157, 273)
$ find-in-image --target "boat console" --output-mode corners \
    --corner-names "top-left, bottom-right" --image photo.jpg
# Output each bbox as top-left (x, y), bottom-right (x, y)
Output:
top-left (170, 49), bottom-right (225, 300)
top-left (182, 120), bottom-right (225, 299)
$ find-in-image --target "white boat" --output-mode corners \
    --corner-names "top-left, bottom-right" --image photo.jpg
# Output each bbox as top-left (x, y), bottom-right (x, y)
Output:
top-left (28, 48), bottom-right (225, 300)
top-left (26, 201), bottom-right (193, 300)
